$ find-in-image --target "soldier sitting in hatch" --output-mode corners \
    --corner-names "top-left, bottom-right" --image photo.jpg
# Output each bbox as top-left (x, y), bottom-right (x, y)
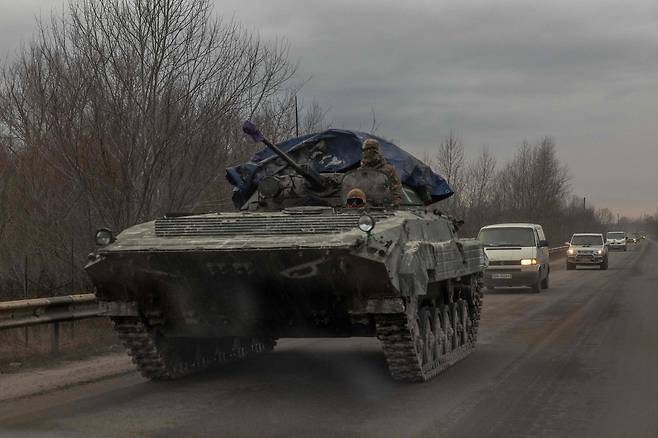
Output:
top-left (359, 139), bottom-right (404, 206)
top-left (345, 188), bottom-right (367, 208)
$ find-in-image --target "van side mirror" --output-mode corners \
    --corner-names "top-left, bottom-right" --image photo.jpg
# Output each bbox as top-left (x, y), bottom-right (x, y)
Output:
top-left (539, 240), bottom-right (549, 247)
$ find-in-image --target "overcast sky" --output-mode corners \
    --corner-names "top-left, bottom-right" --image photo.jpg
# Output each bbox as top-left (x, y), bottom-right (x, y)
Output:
top-left (1, 0), bottom-right (657, 217)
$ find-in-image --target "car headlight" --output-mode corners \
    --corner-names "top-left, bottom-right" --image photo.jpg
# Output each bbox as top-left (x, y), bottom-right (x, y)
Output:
top-left (567, 248), bottom-right (575, 255)
top-left (597, 249), bottom-right (603, 255)
top-left (95, 228), bottom-right (115, 246)
top-left (357, 214), bottom-right (375, 233)
top-left (520, 258), bottom-right (537, 266)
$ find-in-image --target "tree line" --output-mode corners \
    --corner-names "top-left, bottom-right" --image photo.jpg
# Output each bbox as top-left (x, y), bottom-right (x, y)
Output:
top-left (0, 0), bottom-right (325, 298)
top-left (429, 133), bottom-right (638, 244)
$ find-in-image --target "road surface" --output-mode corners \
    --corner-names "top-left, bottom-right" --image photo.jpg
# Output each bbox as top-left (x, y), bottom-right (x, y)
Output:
top-left (0, 242), bottom-right (656, 437)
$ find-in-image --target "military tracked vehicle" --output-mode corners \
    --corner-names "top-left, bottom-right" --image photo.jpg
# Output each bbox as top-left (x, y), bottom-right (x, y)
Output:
top-left (86, 122), bottom-right (487, 382)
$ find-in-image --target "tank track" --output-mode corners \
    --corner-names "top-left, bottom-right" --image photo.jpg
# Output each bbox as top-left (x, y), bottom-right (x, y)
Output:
top-left (375, 277), bottom-right (484, 382)
top-left (111, 316), bottom-right (276, 380)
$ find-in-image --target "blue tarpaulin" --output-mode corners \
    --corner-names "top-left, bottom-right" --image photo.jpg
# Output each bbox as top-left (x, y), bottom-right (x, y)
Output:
top-left (226, 129), bottom-right (453, 205)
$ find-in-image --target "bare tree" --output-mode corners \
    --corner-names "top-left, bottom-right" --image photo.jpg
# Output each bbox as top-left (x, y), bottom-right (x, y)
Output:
top-left (530, 136), bottom-right (570, 218)
top-left (494, 137), bottom-right (569, 224)
top-left (433, 130), bottom-right (465, 214)
top-left (0, 137), bottom-right (13, 242)
top-left (595, 208), bottom-right (615, 227)
top-left (1, 0), bottom-right (297, 228)
top-left (302, 99), bottom-right (330, 134)
top-left (252, 92), bottom-right (329, 144)
top-left (461, 146), bottom-right (496, 233)
top-left (369, 107), bottom-right (381, 133)
top-left (434, 131), bottom-right (464, 187)
top-left (0, 0), bottom-right (317, 296)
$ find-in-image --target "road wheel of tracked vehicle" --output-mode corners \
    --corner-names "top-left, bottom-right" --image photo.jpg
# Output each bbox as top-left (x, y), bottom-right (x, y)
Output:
top-left (460, 300), bottom-right (470, 345)
top-left (433, 306), bottom-right (447, 355)
top-left (431, 307), bottom-right (442, 360)
top-left (467, 276), bottom-right (483, 343)
top-left (442, 305), bottom-right (453, 354)
top-left (112, 316), bottom-right (276, 380)
top-left (420, 309), bottom-right (436, 366)
top-left (451, 303), bottom-right (461, 349)
top-left (375, 275), bottom-right (484, 382)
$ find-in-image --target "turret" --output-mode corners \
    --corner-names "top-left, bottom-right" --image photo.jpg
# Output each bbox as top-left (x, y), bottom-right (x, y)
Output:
top-left (242, 121), bottom-right (326, 190)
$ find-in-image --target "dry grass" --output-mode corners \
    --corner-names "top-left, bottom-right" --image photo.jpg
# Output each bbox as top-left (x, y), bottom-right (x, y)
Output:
top-left (0, 318), bottom-right (123, 373)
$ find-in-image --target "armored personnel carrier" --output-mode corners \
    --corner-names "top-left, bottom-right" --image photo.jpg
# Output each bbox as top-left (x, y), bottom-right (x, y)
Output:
top-left (86, 122), bottom-right (487, 382)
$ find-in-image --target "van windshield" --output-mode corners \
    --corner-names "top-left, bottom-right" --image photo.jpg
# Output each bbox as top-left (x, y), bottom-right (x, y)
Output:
top-left (571, 235), bottom-right (603, 246)
top-left (478, 228), bottom-right (536, 247)
top-left (606, 232), bottom-right (625, 239)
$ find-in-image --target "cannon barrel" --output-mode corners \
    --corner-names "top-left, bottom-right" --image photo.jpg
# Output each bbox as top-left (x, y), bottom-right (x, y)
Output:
top-left (242, 120), bottom-right (326, 190)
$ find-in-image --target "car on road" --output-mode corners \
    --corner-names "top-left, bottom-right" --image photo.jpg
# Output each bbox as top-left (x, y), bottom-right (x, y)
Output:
top-left (478, 223), bottom-right (550, 293)
top-left (567, 233), bottom-right (608, 270)
top-left (606, 231), bottom-right (627, 251)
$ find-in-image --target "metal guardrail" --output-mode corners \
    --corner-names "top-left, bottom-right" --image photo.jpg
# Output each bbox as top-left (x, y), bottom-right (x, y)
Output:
top-left (0, 293), bottom-right (100, 354)
top-left (0, 293), bottom-right (99, 330)
top-left (549, 245), bottom-right (569, 255)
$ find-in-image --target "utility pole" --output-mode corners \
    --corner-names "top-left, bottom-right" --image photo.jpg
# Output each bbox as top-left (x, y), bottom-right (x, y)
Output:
top-left (294, 95), bottom-right (299, 137)
top-left (23, 255), bottom-right (29, 346)
top-left (583, 197), bottom-right (586, 211)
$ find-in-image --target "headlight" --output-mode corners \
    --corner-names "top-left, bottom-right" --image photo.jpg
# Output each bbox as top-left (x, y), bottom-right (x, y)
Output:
top-left (520, 258), bottom-right (537, 266)
top-left (357, 214), bottom-right (375, 233)
top-left (597, 249), bottom-right (603, 255)
top-left (567, 248), bottom-right (575, 255)
top-left (95, 228), bottom-right (115, 246)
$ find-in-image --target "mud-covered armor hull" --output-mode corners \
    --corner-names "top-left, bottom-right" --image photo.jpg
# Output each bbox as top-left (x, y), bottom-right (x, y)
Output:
top-left (87, 208), bottom-right (486, 381)
top-left (87, 123), bottom-right (486, 381)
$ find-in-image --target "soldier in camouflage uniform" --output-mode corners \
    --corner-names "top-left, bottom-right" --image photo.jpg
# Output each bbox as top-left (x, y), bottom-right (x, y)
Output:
top-left (359, 138), bottom-right (404, 206)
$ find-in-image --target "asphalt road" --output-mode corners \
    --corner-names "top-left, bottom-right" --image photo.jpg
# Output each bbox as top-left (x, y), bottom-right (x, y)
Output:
top-left (1, 242), bottom-right (656, 437)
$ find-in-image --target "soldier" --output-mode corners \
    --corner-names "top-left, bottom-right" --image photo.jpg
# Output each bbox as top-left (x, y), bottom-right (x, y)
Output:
top-left (345, 188), bottom-right (367, 208)
top-left (359, 138), bottom-right (404, 206)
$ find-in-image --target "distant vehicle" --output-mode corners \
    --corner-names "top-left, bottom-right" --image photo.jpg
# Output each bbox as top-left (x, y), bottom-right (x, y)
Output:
top-left (606, 231), bottom-right (627, 251)
top-left (478, 223), bottom-right (550, 293)
top-left (567, 233), bottom-right (608, 270)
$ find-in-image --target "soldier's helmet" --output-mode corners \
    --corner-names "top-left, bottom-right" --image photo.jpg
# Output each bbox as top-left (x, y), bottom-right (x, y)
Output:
top-left (361, 138), bottom-right (385, 167)
top-left (362, 138), bottom-right (379, 151)
top-left (346, 188), bottom-right (367, 208)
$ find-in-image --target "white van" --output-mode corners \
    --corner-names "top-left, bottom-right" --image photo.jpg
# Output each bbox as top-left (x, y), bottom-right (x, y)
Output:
top-left (477, 223), bottom-right (550, 293)
top-left (605, 231), bottom-right (627, 251)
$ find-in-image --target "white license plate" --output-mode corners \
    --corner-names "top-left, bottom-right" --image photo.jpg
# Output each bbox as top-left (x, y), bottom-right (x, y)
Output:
top-left (491, 273), bottom-right (512, 279)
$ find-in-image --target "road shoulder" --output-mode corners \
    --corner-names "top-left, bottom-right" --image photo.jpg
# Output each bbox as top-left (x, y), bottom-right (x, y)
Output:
top-left (0, 352), bottom-right (135, 403)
